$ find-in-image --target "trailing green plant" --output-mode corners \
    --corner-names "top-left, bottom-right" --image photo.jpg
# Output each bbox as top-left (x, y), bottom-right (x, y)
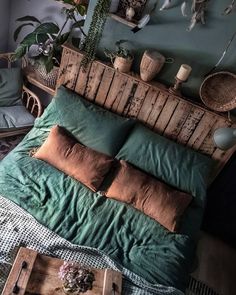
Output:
top-left (80, 0), bottom-right (111, 69)
top-left (13, 0), bottom-right (87, 73)
top-left (104, 40), bottom-right (133, 61)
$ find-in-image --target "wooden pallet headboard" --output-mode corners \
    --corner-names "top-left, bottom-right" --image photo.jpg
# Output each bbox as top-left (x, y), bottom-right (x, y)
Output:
top-left (57, 44), bottom-right (236, 176)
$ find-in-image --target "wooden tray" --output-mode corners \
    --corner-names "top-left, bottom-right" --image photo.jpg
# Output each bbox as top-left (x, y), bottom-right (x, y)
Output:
top-left (2, 247), bottom-right (122, 295)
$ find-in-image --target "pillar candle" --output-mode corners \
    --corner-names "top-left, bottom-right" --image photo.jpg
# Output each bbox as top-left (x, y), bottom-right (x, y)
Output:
top-left (176, 64), bottom-right (192, 81)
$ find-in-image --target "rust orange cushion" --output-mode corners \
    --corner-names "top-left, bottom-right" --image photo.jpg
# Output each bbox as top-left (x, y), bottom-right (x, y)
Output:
top-left (105, 160), bottom-right (193, 232)
top-left (33, 125), bottom-right (114, 192)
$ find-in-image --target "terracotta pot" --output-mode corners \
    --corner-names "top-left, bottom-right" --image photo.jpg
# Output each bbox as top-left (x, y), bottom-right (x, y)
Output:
top-left (113, 56), bottom-right (133, 73)
top-left (140, 50), bottom-right (166, 82)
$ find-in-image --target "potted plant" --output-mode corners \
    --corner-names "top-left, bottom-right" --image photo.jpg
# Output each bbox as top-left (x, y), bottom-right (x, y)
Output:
top-left (13, 0), bottom-right (87, 87)
top-left (104, 40), bottom-right (134, 73)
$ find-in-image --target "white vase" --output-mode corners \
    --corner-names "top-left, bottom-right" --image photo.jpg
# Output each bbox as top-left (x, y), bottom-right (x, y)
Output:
top-left (109, 0), bottom-right (120, 13)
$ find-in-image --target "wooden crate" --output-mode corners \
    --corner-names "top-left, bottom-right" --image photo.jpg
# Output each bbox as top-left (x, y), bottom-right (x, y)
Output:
top-left (2, 247), bottom-right (122, 295)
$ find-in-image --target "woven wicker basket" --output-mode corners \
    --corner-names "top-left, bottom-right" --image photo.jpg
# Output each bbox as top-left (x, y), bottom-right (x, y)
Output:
top-left (200, 71), bottom-right (236, 112)
top-left (35, 65), bottom-right (59, 88)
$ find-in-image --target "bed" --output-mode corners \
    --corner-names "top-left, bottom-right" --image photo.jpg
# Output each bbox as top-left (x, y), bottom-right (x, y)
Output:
top-left (0, 44), bottom-right (235, 295)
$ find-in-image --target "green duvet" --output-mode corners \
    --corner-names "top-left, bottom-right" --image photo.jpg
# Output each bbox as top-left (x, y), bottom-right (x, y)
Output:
top-left (0, 88), bottom-right (205, 292)
top-left (0, 128), bottom-right (196, 292)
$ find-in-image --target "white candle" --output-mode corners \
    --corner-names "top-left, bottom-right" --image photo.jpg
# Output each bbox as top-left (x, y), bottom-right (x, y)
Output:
top-left (176, 64), bottom-right (192, 81)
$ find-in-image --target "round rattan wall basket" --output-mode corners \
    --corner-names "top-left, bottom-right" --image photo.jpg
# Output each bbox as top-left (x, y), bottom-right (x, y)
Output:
top-left (200, 71), bottom-right (236, 112)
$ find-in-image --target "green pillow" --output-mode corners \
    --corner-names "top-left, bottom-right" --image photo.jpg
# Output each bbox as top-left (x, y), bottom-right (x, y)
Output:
top-left (0, 68), bottom-right (23, 107)
top-left (35, 86), bottom-right (135, 156)
top-left (116, 124), bottom-right (215, 202)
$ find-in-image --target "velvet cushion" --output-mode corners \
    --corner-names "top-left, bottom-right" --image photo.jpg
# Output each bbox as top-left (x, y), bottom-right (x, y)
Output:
top-left (0, 106), bottom-right (35, 130)
top-left (105, 160), bottom-right (193, 232)
top-left (34, 86), bottom-right (135, 156)
top-left (33, 125), bottom-right (114, 192)
top-left (0, 68), bottom-right (23, 107)
top-left (116, 124), bottom-right (214, 202)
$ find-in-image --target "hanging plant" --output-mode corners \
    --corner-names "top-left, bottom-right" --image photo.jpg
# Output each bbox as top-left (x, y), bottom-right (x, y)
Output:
top-left (160, 0), bottom-right (210, 31)
top-left (80, 0), bottom-right (111, 70)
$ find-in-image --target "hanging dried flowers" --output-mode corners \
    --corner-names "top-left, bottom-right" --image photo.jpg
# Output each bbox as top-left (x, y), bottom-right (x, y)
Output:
top-left (223, 0), bottom-right (236, 15)
top-left (160, 0), bottom-right (210, 31)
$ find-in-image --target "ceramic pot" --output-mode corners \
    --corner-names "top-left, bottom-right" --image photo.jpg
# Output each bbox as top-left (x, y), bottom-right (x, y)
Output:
top-left (140, 50), bottom-right (173, 82)
top-left (126, 7), bottom-right (135, 20)
top-left (113, 56), bottom-right (133, 73)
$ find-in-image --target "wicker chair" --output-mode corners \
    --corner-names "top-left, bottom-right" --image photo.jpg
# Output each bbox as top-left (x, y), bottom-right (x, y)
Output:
top-left (0, 53), bottom-right (42, 139)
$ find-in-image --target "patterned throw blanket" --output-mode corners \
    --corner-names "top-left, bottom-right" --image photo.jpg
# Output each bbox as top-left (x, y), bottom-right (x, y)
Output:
top-left (0, 195), bottom-right (183, 295)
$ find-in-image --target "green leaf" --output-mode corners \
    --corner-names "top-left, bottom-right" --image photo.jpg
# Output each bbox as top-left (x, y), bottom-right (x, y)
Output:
top-left (72, 19), bottom-right (85, 28)
top-left (36, 33), bottom-right (51, 44)
top-left (44, 56), bottom-right (54, 73)
top-left (62, 0), bottom-right (75, 4)
top-left (14, 45), bottom-right (28, 59)
top-left (58, 32), bottom-right (70, 44)
top-left (76, 5), bottom-right (87, 16)
top-left (16, 15), bottom-right (41, 24)
top-left (34, 23), bottom-right (60, 35)
top-left (20, 32), bottom-right (38, 46)
top-left (14, 23), bottom-right (34, 41)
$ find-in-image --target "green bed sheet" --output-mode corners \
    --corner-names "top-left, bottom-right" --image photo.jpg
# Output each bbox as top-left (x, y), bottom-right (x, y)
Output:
top-left (0, 127), bottom-right (198, 292)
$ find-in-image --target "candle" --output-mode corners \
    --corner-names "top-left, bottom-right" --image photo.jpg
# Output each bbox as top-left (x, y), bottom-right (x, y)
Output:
top-left (176, 64), bottom-right (192, 81)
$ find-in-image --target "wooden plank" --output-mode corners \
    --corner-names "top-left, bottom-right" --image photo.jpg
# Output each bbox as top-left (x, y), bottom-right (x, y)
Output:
top-left (56, 48), bottom-right (71, 88)
top-left (2, 248), bottom-right (37, 295)
top-left (64, 52), bottom-right (83, 91)
top-left (57, 45), bottom-right (236, 177)
top-left (127, 83), bottom-right (150, 117)
top-left (154, 95), bottom-right (179, 134)
top-left (103, 269), bottom-right (123, 295)
top-left (146, 92), bottom-right (169, 128)
top-left (177, 107), bottom-right (205, 145)
top-left (137, 87), bottom-right (160, 123)
top-left (27, 255), bottom-right (110, 295)
top-left (199, 118), bottom-right (230, 155)
top-left (3, 247), bottom-right (122, 295)
top-left (119, 79), bottom-right (138, 115)
top-left (188, 112), bottom-right (218, 150)
top-left (75, 61), bottom-right (92, 96)
top-left (85, 62), bottom-right (105, 101)
top-left (164, 100), bottom-right (192, 140)
top-left (95, 66), bottom-right (115, 106)
top-left (109, 13), bottom-right (137, 28)
top-left (104, 71), bottom-right (129, 110)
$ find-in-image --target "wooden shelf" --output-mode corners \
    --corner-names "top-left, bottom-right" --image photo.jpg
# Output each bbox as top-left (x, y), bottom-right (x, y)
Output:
top-left (23, 67), bottom-right (56, 96)
top-left (109, 13), bottom-right (137, 28)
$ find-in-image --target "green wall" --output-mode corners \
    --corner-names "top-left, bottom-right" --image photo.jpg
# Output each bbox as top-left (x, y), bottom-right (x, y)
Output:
top-left (85, 0), bottom-right (236, 101)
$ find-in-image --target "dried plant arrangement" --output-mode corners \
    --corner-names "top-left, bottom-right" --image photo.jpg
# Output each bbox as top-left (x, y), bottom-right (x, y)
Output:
top-left (160, 0), bottom-right (211, 31)
top-left (223, 0), bottom-right (236, 15)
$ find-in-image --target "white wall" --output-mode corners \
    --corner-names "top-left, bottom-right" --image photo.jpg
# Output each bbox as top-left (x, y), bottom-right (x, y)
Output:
top-left (0, 0), bottom-right (11, 52)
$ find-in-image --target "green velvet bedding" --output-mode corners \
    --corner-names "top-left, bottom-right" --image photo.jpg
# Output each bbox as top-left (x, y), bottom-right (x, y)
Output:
top-left (0, 128), bottom-right (198, 292)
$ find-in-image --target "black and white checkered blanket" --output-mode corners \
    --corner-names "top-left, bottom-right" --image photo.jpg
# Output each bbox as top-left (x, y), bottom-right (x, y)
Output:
top-left (0, 195), bottom-right (184, 295)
